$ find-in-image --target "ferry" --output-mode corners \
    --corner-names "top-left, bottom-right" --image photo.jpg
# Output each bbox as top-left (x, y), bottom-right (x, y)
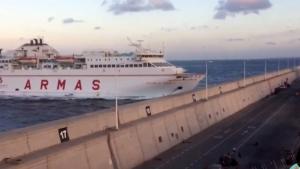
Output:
top-left (0, 39), bottom-right (204, 99)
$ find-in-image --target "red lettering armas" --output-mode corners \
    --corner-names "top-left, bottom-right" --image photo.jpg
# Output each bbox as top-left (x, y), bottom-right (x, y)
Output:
top-left (92, 80), bottom-right (100, 90)
top-left (40, 80), bottom-right (48, 90)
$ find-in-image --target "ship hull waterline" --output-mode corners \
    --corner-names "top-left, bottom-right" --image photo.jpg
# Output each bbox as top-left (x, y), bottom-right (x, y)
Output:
top-left (0, 74), bottom-right (204, 99)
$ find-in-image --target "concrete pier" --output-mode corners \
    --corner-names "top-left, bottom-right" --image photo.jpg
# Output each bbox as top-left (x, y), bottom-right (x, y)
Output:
top-left (0, 68), bottom-right (299, 169)
top-left (136, 79), bottom-right (300, 169)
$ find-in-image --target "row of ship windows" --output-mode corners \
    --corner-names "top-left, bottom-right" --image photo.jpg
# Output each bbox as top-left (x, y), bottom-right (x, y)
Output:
top-left (0, 60), bottom-right (11, 63)
top-left (86, 58), bottom-right (133, 62)
top-left (90, 63), bottom-right (154, 68)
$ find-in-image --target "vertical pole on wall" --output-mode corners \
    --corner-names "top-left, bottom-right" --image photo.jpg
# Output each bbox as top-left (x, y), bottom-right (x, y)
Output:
top-left (205, 60), bottom-right (208, 100)
top-left (115, 70), bottom-right (119, 130)
top-left (243, 59), bottom-right (246, 87)
top-left (264, 58), bottom-right (267, 80)
top-left (293, 57), bottom-right (296, 70)
top-left (277, 58), bottom-right (280, 74)
top-left (288, 58), bottom-right (290, 69)
top-left (115, 95), bottom-right (119, 130)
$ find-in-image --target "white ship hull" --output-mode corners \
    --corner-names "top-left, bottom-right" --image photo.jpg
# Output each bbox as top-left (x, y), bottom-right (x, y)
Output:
top-left (0, 71), bottom-right (203, 99)
top-left (0, 39), bottom-right (204, 99)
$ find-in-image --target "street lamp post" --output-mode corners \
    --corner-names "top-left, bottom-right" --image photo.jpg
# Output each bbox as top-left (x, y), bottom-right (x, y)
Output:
top-left (264, 58), bottom-right (267, 80)
top-left (277, 58), bottom-right (280, 74)
top-left (115, 69), bottom-right (119, 130)
top-left (293, 57), bottom-right (296, 70)
top-left (243, 59), bottom-right (246, 87)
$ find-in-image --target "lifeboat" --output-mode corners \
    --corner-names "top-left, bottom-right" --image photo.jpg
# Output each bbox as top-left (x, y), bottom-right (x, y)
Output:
top-left (16, 57), bottom-right (37, 64)
top-left (55, 56), bottom-right (75, 63)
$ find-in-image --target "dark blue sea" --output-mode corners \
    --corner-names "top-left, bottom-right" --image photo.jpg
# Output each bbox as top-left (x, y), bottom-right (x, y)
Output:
top-left (0, 59), bottom-right (298, 132)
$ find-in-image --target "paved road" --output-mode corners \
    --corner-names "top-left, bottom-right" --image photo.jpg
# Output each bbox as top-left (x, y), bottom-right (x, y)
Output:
top-left (135, 80), bottom-right (300, 169)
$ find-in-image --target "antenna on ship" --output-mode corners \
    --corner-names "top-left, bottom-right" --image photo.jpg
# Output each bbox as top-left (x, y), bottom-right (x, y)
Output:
top-left (127, 37), bottom-right (144, 52)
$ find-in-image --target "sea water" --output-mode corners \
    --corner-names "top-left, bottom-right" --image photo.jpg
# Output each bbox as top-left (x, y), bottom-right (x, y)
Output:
top-left (0, 59), bottom-right (295, 132)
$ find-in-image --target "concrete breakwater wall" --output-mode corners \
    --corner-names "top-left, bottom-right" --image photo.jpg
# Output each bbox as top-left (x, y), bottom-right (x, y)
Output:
top-left (0, 69), bottom-right (298, 169)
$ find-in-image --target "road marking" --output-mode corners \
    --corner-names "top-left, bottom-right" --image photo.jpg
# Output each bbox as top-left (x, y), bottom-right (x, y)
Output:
top-left (213, 135), bottom-right (223, 139)
top-left (241, 130), bottom-right (249, 136)
top-left (155, 97), bottom-right (289, 169)
top-left (224, 128), bottom-right (232, 134)
top-left (248, 125), bottom-right (256, 129)
top-left (236, 99), bottom-right (291, 149)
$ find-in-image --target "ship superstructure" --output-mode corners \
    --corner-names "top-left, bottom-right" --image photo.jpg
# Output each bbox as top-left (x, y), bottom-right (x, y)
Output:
top-left (0, 39), bottom-right (203, 99)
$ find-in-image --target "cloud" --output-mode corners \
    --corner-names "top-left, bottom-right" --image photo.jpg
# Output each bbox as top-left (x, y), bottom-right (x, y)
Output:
top-left (105, 0), bottom-right (175, 15)
top-left (48, 17), bottom-right (55, 22)
top-left (214, 0), bottom-right (272, 20)
top-left (265, 41), bottom-right (276, 45)
top-left (226, 38), bottom-right (245, 42)
top-left (62, 18), bottom-right (84, 24)
top-left (190, 25), bottom-right (209, 31)
top-left (101, 0), bottom-right (107, 6)
top-left (161, 27), bottom-right (176, 32)
top-left (94, 26), bottom-right (101, 30)
top-left (288, 29), bottom-right (297, 34)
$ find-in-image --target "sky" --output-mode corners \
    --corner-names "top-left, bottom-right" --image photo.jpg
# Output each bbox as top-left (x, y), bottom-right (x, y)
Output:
top-left (0, 0), bottom-right (299, 60)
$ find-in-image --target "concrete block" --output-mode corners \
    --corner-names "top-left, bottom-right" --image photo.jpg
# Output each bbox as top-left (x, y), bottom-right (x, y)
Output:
top-left (195, 103), bottom-right (210, 131)
top-left (238, 89), bottom-right (248, 110)
top-left (110, 126), bottom-right (144, 169)
top-left (0, 132), bottom-right (29, 161)
top-left (47, 145), bottom-right (89, 169)
top-left (253, 74), bottom-right (265, 83)
top-left (220, 82), bottom-right (239, 94)
top-left (217, 94), bottom-right (229, 117)
top-left (249, 85), bottom-right (260, 103)
top-left (174, 109), bottom-right (192, 140)
top-left (164, 114), bottom-right (181, 147)
top-left (136, 120), bottom-right (158, 162)
top-left (216, 96), bottom-right (228, 119)
top-left (26, 127), bottom-right (61, 153)
top-left (183, 106), bottom-right (200, 135)
top-left (170, 96), bottom-right (185, 109)
top-left (96, 111), bottom-right (115, 131)
top-left (224, 92), bottom-right (238, 114)
top-left (6, 157), bottom-right (48, 169)
top-left (67, 115), bottom-right (100, 139)
top-left (231, 91), bottom-right (243, 111)
top-left (247, 86), bottom-right (257, 104)
top-left (151, 118), bottom-right (171, 154)
top-left (202, 101), bottom-right (217, 126)
top-left (207, 86), bottom-right (220, 97)
top-left (210, 98), bottom-right (223, 122)
top-left (194, 90), bottom-right (206, 101)
top-left (119, 105), bottom-right (140, 124)
top-left (85, 136), bottom-right (114, 169)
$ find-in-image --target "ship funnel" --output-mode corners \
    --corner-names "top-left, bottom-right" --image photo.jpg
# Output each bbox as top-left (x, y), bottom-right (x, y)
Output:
top-left (34, 39), bottom-right (38, 45)
top-left (40, 39), bottom-right (43, 45)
